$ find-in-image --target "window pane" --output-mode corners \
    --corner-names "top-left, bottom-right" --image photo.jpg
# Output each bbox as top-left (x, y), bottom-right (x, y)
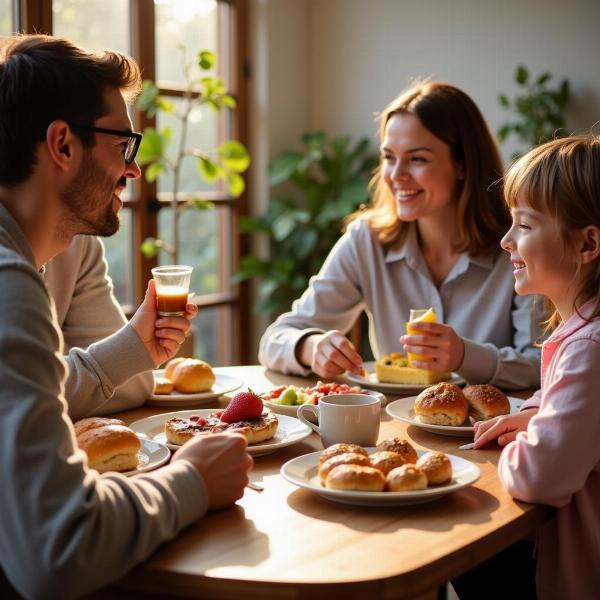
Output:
top-left (155, 0), bottom-right (218, 86)
top-left (0, 0), bottom-right (14, 35)
top-left (156, 97), bottom-right (220, 195)
top-left (192, 305), bottom-right (232, 365)
top-left (158, 205), bottom-right (231, 295)
top-left (52, 0), bottom-right (130, 54)
top-left (102, 207), bottom-right (134, 305)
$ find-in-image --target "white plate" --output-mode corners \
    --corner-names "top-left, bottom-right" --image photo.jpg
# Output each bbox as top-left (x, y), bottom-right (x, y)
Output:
top-left (346, 361), bottom-right (465, 394)
top-left (122, 437), bottom-right (171, 476)
top-left (130, 410), bottom-right (312, 457)
top-left (149, 370), bottom-right (243, 407)
top-left (386, 396), bottom-right (525, 437)
top-left (280, 449), bottom-right (480, 506)
top-left (263, 390), bottom-right (387, 419)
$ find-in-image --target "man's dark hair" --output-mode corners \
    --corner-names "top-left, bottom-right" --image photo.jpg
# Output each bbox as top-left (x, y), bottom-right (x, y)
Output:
top-left (0, 34), bottom-right (141, 186)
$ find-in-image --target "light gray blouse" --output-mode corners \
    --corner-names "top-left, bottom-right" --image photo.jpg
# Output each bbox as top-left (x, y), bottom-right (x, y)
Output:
top-left (259, 218), bottom-right (542, 390)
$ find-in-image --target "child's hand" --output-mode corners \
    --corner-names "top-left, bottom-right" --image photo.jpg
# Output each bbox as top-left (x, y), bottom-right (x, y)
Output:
top-left (399, 322), bottom-right (465, 372)
top-left (473, 408), bottom-right (538, 449)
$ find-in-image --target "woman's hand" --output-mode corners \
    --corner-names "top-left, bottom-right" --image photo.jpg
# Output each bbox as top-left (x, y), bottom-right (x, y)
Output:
top-left (130, 279), bottom-right (198, 366)
top-left (399, 322), bottom-right (465, 372)
top-left (297, 330), bottom-right (363, 378)
top-left (473, 408), bottom-right (538, 449)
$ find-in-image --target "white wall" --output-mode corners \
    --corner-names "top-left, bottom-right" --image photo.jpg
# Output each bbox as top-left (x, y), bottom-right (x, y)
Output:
top-left (247, 0), bottom-right (600, 354)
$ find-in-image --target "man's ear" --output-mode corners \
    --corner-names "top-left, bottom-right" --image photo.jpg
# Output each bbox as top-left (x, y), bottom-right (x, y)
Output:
top-left (579, 225), bottom-right (600, 265)
top-left (44, 120), bottom-right (78, 172)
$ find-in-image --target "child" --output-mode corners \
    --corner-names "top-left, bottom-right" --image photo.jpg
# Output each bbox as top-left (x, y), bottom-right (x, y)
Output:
top-left (471, 135), bottom-right (600, 599)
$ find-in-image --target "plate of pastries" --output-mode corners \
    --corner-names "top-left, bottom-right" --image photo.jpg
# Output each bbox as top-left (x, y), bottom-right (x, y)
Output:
top-left (130, 392), bottom-right (312, 457)
top-left (74, 417), bottom-right (170, 476)
top-left (150, 358), bottom-right (243, 407)
top-left (386, 382), bottom-right (524, 437)
top-left (346, 354), bottom-right (465, 394)
top-left (280, 438), bottom-right (480, 506)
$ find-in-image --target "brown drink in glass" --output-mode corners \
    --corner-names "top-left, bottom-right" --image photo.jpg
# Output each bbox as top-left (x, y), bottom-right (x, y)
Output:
top-left (151, 265), bottom-right (193, 317)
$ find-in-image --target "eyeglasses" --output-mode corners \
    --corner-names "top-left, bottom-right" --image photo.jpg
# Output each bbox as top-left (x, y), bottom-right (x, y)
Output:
top-left (68, 123), bottom-right (143, 164)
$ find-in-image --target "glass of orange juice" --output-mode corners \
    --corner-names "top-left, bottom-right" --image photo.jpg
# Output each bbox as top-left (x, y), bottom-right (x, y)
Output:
top-left (405, 308), bottom-right (436, 365)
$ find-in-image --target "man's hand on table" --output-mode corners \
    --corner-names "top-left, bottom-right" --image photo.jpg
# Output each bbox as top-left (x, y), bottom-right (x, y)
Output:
top-left (172, 432), bottom-right (253, 510)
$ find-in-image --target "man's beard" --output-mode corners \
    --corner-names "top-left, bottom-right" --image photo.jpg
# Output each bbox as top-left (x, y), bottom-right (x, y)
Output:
top-left (60, 149), bottom-right (123, 238)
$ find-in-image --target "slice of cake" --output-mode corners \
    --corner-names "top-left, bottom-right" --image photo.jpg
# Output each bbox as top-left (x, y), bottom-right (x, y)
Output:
top-left (374, 352), bottom-right (451, 385)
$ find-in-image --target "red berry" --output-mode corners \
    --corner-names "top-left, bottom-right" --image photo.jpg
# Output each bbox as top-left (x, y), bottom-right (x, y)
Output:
top-left (220, 389), bottom-right (263, 423)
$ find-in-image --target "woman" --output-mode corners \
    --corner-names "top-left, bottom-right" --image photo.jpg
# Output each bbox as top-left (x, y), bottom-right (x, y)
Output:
top-left (259, 81), bottom-right (541, 389)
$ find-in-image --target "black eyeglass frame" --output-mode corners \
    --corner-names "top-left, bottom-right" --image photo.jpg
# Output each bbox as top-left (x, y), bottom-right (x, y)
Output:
top-left (68, 123), bottom-right (143, 164)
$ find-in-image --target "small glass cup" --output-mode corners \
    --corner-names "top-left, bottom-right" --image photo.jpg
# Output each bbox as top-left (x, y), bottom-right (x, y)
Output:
top-left (151, 265), bottom-right (193, 317)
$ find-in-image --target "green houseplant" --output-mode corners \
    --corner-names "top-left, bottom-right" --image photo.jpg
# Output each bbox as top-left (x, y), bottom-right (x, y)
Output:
top-left (234, 131), bottom-right (378, 316)
top-left (498, 65), bottom-right (571, 159)
top-left (137, 48), bottom-right (250, 263)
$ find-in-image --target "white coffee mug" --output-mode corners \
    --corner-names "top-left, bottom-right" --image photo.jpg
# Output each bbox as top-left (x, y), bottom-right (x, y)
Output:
top-left (297, 393), bottom-right (381, 447)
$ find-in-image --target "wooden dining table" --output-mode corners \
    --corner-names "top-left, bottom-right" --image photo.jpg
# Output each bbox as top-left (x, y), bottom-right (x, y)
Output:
top-left (98, 366), bottom-right (552, 600)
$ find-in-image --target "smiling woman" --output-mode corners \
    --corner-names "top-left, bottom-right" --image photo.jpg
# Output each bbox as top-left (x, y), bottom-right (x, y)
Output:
top-left (259, 80), bottom-right (543, 391)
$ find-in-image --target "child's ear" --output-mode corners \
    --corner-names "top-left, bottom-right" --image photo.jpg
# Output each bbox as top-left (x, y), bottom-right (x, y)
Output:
top-left (579, 225), bottom-right (600, 264)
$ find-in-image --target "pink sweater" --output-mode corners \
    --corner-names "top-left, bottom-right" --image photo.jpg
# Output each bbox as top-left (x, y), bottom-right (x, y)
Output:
top-left (498, 301), bottom-right (600, 600)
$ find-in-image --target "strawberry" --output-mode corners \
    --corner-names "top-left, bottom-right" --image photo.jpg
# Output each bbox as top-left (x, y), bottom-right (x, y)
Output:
top-left (220, 389), bottom-right (263, 423)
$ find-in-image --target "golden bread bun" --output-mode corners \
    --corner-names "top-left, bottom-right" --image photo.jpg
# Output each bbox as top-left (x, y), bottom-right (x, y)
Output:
top-left (319, 443), bottom-right (368, 466)
top-left (386, 464), bottom-right (428, 491)
top-left (153, 376), bottom-right (174, 395)
top-left (164, 357), bottom-right (187, 381)
top-left (318, 452), bottom-right (372, 484)
top-left (74, 417), bottom-right (140, 474)
top-left (325, 465), bottom-right (386, 491)
top-left (376, 437), bottom-right (418, 464)
top-left (369, 451), bottom-right (408, 475)
top-left (172, 359), bottom-right (215, 393)
top-left (463, 384), bottom-right (510, 421)
top-left (414, 382), bottom-right (468, 426)
top-left (416, 451), bottom-right (453, 485)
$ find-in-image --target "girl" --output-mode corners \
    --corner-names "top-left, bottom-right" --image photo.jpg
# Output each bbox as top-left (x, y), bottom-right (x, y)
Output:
top-left (259, 81), bottom-right (541, 389)
top-left (472, 135), bottom-right (600, 599)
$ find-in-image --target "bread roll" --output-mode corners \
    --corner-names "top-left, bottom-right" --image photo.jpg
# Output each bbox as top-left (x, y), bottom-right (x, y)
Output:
top-left (153, 376), bottom-right (174, 395)
top-left (325, 465), bottom-right (386, 491)
top-left (74, 417), bottom-right (140, 474)
top-left (413, 382), bottom-right (468, 426)
top-left (416, 451), bottom-right (452, 485)
top-left (172, 359), bottom-right (215, 393)
top-left (369, 451), bottom-right (409, 475)
top-left (376, 437), bottom-right (418, 464)
top-left (463, 384), bottom-right (510, 421)
top-left (386, 465), bottom-right (428, 491)
top-left (164, 356), bottom-right (186, 381)
top-left (319, 443), bottom-right (368, 466)
top-left (318, 452), bottom-right (371, 484)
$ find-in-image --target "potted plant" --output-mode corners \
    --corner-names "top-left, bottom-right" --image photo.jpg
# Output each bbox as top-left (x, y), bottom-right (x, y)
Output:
top-left (498, 65), bottom-right (571, 159)
top-left (136, 47), bottom-right (250, 263)
top-left (234, 131), bottom-right (378, 316)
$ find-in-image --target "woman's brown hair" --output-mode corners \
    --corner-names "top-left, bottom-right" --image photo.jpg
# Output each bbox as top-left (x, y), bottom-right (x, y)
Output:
top-left (349, 80), bottom-right (508, 255)
top-left (504, 135), bottom-right (600, 329)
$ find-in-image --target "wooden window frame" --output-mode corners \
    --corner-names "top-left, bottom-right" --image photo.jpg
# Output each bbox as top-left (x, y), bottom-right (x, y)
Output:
top-left (18, 0), bottom-right (251, 365)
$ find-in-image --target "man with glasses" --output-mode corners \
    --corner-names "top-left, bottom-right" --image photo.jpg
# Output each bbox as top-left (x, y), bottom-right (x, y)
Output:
top-left (0, 34), bottom-right (252, 598)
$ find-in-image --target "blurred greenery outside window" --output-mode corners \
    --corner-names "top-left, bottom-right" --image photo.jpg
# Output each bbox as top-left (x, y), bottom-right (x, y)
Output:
top-left (43, 0), bottom-right (246, 365)
top-left (0, 0), bottom-right (14, 35)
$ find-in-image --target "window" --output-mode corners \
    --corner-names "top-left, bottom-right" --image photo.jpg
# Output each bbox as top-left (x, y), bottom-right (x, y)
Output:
top-left (19, 0), bottom-right (249, 365)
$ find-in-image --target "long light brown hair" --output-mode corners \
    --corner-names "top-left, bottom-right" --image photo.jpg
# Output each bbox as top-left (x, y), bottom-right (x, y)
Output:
top-left (349, 81), bottom-right (508, 254)
top-left (504, 135), bottom-right (600, 330)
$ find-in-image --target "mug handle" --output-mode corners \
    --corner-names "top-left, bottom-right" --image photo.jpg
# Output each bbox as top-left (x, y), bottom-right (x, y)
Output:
top-left (297, 404), bottom-right (320, 435)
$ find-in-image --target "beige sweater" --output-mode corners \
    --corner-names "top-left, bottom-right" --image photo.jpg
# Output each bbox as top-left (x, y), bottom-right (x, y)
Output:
top-left (43, 235), bottom-right (153, 420)
top-left (0, 205), bottom-right (208, 599)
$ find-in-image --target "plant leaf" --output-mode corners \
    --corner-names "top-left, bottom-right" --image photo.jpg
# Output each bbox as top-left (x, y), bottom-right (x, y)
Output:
top-left (145, 161), bottom-right (166, 183)
top-left (137, 127), bottom-right (165, 164)
top-left (198, 50), bottom-right (217, 70)
top-left (141, 237), bottom-right (159, 258)
top-left (198, 156), bottom-right (220, 182)
top-left (516, 65), bottom-right (529, 85)
top-left (226, 172), bottom-right (245, 197)
top-left (268, 152), bottom-right (305, 185)
top-left (272, 213), bottom-right (296, 241)
top-left (498, 94), bottom-right (510, 108)
top-left (191, 199), bottom-right (214, 210)
top-left (221, 94), bottom-right (237, 109)
top-left (218, 140), bottom-right (251, 172)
